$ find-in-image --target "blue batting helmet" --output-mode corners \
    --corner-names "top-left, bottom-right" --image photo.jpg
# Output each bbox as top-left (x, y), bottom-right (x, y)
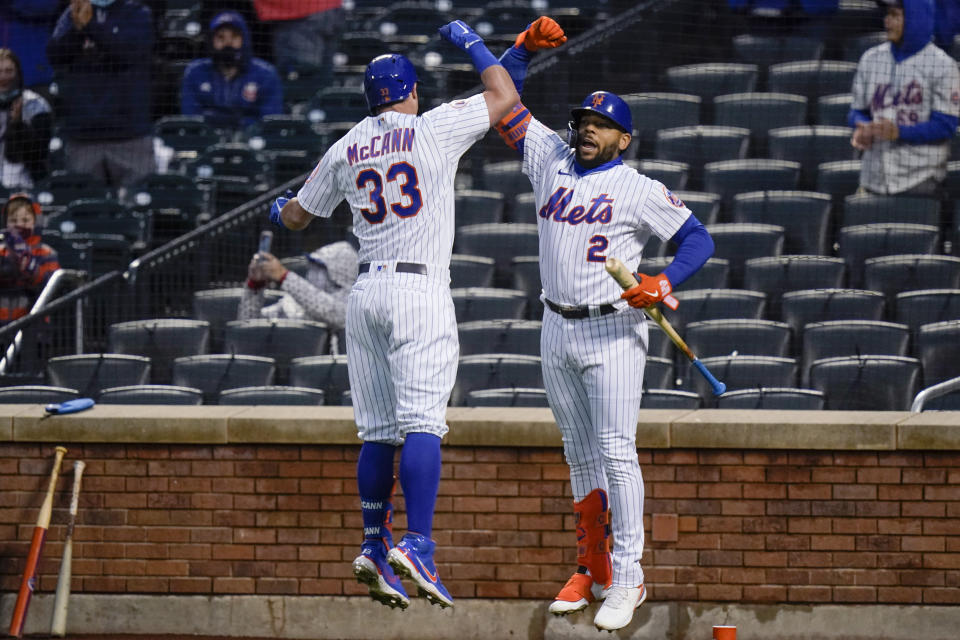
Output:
top-left (363, 54), bottom-right (418, 115)
top-left (570, 91), bottom-right (633, 133)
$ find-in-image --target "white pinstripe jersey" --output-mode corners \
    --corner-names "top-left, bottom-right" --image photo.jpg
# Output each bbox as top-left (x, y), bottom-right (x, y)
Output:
top-left (521, 117), bottom-right (692, 306)
top-left (297, 93), bottom-right (490, 265)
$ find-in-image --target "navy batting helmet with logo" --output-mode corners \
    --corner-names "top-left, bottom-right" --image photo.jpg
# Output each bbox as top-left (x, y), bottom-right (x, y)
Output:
top-left (363, 54), bottom-right (418, 115)
top-left (570, 90), bottom-right (633, 134)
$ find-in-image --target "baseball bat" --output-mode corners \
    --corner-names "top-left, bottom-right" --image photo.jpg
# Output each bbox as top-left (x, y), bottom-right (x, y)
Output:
top-left (605, 257), bottom-right (727, 396)
top-left (9, 446), bottom-right (67, 639)
top-left (50, 460), bottom-right (85, 637)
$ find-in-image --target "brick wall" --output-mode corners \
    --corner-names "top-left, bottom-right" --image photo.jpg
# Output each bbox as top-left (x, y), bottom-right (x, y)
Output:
top-left (2, 443), bottom-right (958, 605)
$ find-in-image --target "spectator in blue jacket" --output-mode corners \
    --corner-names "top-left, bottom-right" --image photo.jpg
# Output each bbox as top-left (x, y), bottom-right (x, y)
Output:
top-left (181, 11), bottom-right (283, 131)
top-left (47, 0), bottom-right (156, 188)
top-left (0, 0), bottom-right (61, 91)
top-left (934, 0), bottom-right (960, 50)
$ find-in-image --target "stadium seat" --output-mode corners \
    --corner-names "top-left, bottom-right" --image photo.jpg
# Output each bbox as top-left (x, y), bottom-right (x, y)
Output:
top-left (840, 194), bottom-right (941, 228)
top-left (0, 385), bottom-right (78, 404)
top-left (126, 173), bottom-right (207, 241)
top-left (455, 190), bottom-right (506, 226)
top-left (732, 191), bottom-right (832, 255)
top-left (108, 319), bottom-right (211, 384)
top-left (767, 60), bottom-right (858, 102)
top-left (455, 223), bottom-right (539, 284)
top-left (780, 289), bottom-right (886, 345)
top-left (627, 159), bottom-right (690, 191)
top-left (34, 171), bottom-right (112, 214)
top-left (915, 320), bottom-right (960, 387)
top-left (481, 162), bottom-right (531, 218)
top-left (713, 92), bottom-right (807, 154)
top-left (894, 289), bottom-right (960, 334)
top-left (666, 289), bottom-right (767, 332)
top-left (289, 355), bottom-right (350, 405)
top-left (654, 126), bottom-right (750, 190)
top-left (363, 2), bottom-right (452, 38)
top-left (665, 63), bottom-right (759, 103)
top-left (304, 86), bottom-right (369, 125)
top-left (645, 356), bottom-right (674, 390)
top-left (458, 319), bottom-right (542, 357)
top-left (334, 31), bottom-right (390, 67)
top-left (224, 319), bottom-right (329, 382)
top-left (684, 319), bottom-right (792, 359)
top-left (731, 34), bottom-right (824, 66)
top-left (451, 288), bottom-right (528, 322)
top-left (717, 387), bottom-right (825, 410)
top-left (686, 355), bottom-right (799, 406)
top-left (47, 354), bottom-right (151, 397)
top-left (837, 223), bottom-right (940, 288)
top-left (451, 353), bottom-right (543, 406)
top-left (50, 199), bottom-right (150, 250)
top-left (921, 391), bottom-right (960, 410)
top-left (640, 389), bottom-right (701, 409)
top-left (768, 126), bottom-right (857, 189)
top-left (243, 115), bottom-right (325, 182)
top-left (706, 223), bottom-right (785, 287)
top-left (842, 31), bottom-right (887, 62)
top-left (816, 94), bottom-right (853, 126)
top-left (475, 1), bottom-right (540, 41)
top-left (171, 354), bottom-right (276, 404)
top-left (218, 385), bottom-right (326, 406)
top-left (647, 322), bottom-right (673, 360)
top-left (702, 159), bottom-right (801, 208)
top-left (187, 143), bottom-right (273, 214)
top-left (744, 256), bottom-right (847, 318)
top-left (808, 355), bottom-right (921, 411)
top-left (450, 254), bottom-right (496, 288)
top-left (192, 288), bottom-right (283, 352)
top-left (673, 191), bottom-right (721, 225)
top-left (638, 257), bottom-right (730, 291)
top-left (863, 255), bottom-right (960, 307)
top-left (40, 231), bottom-right (94, 275)
top-left (815, 160), bottom-right (862, 205)
top-left (801, 320), bottom-right (910, 384)
top-left (98, 384), bottom-right (203, 405)
top-left (50, 232), bottom-right (130, 276)
top-left (621, 92), bottom-right (701, 159)
top-left (155, 115), bottom-right (222, 161)
top-left (947, 161), bottom-right (960, 202)
top-left (466, 388), bottom-right (549, 408)
top-left (509, 256), bottom-right (542, 320)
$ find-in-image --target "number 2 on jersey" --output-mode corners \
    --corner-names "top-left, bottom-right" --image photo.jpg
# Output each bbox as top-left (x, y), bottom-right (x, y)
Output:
top-left (587, 235), bottom-right (608, 262)
top-left (356, 162), bottom-right (423, 224)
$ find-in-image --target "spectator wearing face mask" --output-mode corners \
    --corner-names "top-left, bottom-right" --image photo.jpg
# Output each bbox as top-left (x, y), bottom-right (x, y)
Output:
top-left (0, 193), bottom-right (59, 325)
top-left (238, 240), bottom-right (358, 353)
top-left (0, 48), bottom-right (53, 190)
top-left (181, 11), bottom-right (283, 131)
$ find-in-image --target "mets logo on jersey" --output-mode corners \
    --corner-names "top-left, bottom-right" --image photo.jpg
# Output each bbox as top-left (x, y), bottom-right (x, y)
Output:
top-left (242, 82), bottom-right (259, 102)
top-left (591, 94), bottom-right (605, 108)
top-left (663, 185), bottom-right (684, 208)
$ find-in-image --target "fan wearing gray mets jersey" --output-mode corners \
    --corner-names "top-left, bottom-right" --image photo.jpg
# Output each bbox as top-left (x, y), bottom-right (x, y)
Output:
top-left (269, 20), bottom-right (518, 611)
top-left (495, 19), bottom-right (715, 632)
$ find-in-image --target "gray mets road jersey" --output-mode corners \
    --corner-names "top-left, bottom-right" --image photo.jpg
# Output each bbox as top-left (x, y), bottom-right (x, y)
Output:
top-left (851, 41), bottom-right (960, 193)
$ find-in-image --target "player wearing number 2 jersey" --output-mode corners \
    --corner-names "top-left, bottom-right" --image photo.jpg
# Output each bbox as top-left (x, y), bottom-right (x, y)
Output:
top-left (271, 20), bottom-right (518, 610)
top-left (495, 18), bottom-right (715, 631)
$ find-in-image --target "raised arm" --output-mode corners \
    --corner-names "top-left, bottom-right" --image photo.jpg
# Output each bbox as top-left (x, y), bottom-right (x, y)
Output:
top-left (438, 20), bottom-right (519, 125)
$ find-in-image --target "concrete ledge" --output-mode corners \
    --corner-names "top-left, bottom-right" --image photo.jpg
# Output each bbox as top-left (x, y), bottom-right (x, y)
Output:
top-left (671, 410), bottom-right (905, 450)
top-left (1, 594), bottom-right (957, 639)
top-left (1, 405), bottom-right (958, 450)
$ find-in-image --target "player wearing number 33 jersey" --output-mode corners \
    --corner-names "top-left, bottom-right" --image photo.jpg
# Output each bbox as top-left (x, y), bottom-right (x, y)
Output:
top-left (495, 17), bottom-right (715, 631)
top-left (273, 20), bottom-right (519, 612)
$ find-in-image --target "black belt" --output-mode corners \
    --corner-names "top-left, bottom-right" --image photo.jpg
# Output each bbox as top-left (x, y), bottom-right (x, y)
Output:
top-left (545, 298), bottom-right (618, 319)
top-left (358, 262), bottom-right (427, 275)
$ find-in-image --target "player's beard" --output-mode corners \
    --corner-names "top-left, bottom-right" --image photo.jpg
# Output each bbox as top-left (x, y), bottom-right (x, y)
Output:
top-left (575, 139), bottom-right (621, 169)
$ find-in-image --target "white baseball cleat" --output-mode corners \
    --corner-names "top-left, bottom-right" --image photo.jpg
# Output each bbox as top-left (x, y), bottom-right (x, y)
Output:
top-left (547, 572), bottom-right (607, 616)
top-left (593, 584), bottom-right (646, 632)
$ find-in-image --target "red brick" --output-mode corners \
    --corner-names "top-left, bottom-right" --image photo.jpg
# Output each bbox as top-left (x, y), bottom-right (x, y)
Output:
top-left (676, 466), bottom-right (720, 482)
top-left (832, 552), bottom-right (877, 568)
top-left (923, 554), bottom-right (960, 569)
top-left (787, 551), bottom-right (831, 567)
top-left (652, 514), bottom-right (678, 542)
top-left (698, 584), bottom-right (742, 600)
top-left (902, 501), bottom-right (945, 518)
top-left (676, 499), bottom-right (723, 515)
top-left (810, 535), bottom-right (855, 551)
top-left (126, 578), bottom-right (169, 592)
top-left (721, 500), bottom-right (764, 516)
top-left (788, 518), bottom-right (831, 534)
top-left (476, 581), bottom-right (520, 597)
top-left (833, 586), bottom-right (876, 602)
top-left (788, 585), bottom-right (832, 602)
top-left (743, 551), bottom-right (787, 567)
top-left (811, 468), bottom-right (856, 483)
top-left (924, 588), bottom-right (960, 604)
top-left (743, 585), bottom-right (786, 602)
top-left (923, 519), bottom-right (960, 535)
top-left (721, 466), bottom-right (766, 483)
top-left (170, 577), bottom-right (212, 593)
top-left (832, 484), bottom-right (877, 500)
top-left (213, 577), bottom-right (255, 593)
top-left (832, 518), bottom-right (878, 535)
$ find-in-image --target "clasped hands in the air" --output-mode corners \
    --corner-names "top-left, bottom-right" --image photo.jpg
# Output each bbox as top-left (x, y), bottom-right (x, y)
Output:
top-left (439, 16), bottom-right (567, 53)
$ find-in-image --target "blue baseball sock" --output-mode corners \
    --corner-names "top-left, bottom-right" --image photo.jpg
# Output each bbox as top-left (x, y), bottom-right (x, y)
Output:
top-left (399, 432), bottom-right (442, 539)
top-left (357, 441), bottom-right (397, 540)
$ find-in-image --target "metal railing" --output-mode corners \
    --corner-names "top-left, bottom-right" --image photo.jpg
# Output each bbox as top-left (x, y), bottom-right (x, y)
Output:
top-left (911, 376), bottom-right (960, 412)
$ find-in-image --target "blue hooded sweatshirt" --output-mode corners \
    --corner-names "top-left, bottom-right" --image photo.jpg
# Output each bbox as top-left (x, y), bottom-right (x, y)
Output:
top-left (46, 0), bottom-right (154, 140)
top-left (848, 0), bottom-right (958, 143)
top-left (0, 0), bottom-right (60, 88)
top-left (181, 11), bottom-right (283, 130)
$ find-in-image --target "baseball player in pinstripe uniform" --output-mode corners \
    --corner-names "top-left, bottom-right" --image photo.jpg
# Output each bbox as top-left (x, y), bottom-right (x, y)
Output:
top-left (270, 20), bottom-right (518, 610)
top-left (495, 19), bottom-right (715, 631)
top-left (848, 0), bottom-right (960, 196)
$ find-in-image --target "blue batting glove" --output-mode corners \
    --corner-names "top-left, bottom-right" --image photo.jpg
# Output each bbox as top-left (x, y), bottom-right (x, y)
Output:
top-left (269, 190), bottom-right (294, 228)
top-left (439, 20), bottom-right (483, 52)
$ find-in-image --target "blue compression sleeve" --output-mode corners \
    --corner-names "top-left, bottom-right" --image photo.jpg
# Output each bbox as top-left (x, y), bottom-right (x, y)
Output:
top-left (467, 40), bottom-right (500, 74)
top-left (898, 111), bottom-right (958, 144)
top-left (357, 441), bottom-right (398, 539)
top-left (662, 215), bottom-right (714, 287)
top-left (847, 108), bottom-right (871, 128)
top-left (399, 432), bottom-right (442, 538)
top-left (498, 44), bottom-right (532, 94)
